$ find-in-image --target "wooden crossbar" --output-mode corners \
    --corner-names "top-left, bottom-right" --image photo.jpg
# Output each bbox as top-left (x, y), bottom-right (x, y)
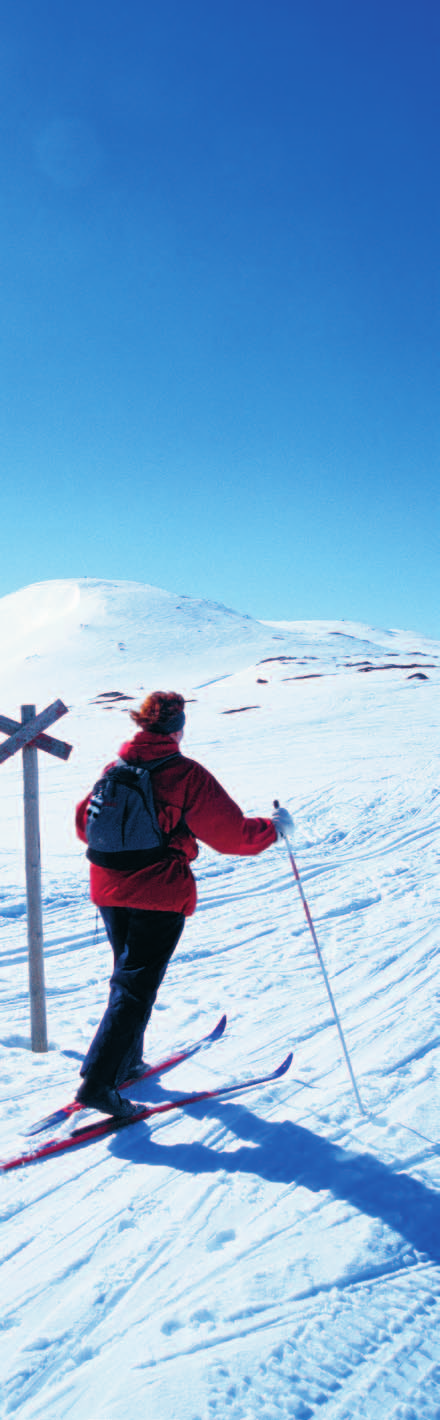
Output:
top-left (0, 713), bottom-right (72, 761)
top-left (0, 699), bottom-right (69, 764)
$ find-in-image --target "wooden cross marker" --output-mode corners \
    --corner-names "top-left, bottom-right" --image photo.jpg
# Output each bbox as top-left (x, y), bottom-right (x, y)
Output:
top-left (0, 701), bottom-right (72, 1052)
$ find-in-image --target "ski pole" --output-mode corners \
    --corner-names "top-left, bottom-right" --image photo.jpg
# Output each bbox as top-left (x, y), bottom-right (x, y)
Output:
top-left (274, 801), bottom-right (366, 1115)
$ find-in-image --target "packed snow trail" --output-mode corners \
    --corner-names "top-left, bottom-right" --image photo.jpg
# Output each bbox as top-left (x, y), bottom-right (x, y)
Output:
top-left (1, 580), bottom-right (439, 1419)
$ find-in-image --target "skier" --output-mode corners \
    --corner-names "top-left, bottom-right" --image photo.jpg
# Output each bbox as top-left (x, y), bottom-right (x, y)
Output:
top-left (75, 690), bottom-right (292, 1117)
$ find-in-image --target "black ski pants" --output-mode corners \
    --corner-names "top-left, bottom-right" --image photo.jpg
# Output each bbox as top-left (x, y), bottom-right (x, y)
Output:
top-left (80, 906), bottom-right (185, 1088)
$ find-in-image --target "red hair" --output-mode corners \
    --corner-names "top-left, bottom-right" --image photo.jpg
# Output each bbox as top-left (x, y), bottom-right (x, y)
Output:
top-left (130, 691), bottom-right (185, 734)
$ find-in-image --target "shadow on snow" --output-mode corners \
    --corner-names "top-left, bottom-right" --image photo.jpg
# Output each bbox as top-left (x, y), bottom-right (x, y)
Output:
top-left (110, 1097), bottom-right (440, 1264)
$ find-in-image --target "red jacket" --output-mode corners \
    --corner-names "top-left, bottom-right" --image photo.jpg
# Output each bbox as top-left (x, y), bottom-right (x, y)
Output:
top-left (76, 729), bottom-right (277, 916)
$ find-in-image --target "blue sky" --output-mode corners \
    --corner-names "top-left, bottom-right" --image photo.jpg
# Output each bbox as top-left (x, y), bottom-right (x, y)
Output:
top-left (1, 1), bottom-right (438, 635)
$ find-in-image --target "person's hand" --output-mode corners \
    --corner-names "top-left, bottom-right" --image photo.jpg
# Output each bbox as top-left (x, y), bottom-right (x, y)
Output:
top-left (271, 804), bottom-right (294, 839)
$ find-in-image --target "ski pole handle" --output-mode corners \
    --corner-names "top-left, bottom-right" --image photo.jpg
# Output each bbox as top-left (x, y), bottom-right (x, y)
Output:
top-left (273, 799), bottom-right (294, 840)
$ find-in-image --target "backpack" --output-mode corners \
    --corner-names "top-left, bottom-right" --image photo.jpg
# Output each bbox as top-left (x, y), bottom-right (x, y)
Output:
top-left (85, 755), bottom-right (180, 870)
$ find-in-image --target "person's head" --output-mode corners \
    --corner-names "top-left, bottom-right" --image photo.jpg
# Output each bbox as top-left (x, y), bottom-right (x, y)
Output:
top-left (130, 691), bottom-right (185, 739)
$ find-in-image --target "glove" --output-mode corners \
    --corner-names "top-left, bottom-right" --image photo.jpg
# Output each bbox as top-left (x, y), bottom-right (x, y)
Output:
top-left (271, 804), bottom-right (294, 839)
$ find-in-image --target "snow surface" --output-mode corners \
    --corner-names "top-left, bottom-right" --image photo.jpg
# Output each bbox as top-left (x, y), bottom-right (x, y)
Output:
top-left (1, 578), bottom-right (440, 1420)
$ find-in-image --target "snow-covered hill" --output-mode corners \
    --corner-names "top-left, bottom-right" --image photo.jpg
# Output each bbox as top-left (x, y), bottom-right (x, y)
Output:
top-left (1, 580), bottom-right (440, 1419)
top-left (2, 577), bottom-right (437, 705)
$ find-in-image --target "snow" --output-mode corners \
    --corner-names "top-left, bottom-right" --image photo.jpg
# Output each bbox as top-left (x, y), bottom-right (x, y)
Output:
top-left (1, 578), bottom-right (440, 1419)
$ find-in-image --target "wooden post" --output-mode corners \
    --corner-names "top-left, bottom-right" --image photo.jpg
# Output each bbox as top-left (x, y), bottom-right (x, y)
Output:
top-left (22, 706), bottom-right (47, 1052)
top-left (0, 699), bottom-right (72, 1052)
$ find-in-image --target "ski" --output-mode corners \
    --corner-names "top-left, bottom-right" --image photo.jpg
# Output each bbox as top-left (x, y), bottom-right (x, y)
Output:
top-left (25, 1014), bottom-right (227, 1136)
top-left (2, 1052), bottom-right (293, 1173)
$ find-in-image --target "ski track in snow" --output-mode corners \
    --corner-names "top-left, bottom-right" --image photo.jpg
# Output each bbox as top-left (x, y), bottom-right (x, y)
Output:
top-left (0, 580), bottom-right (440, 1419)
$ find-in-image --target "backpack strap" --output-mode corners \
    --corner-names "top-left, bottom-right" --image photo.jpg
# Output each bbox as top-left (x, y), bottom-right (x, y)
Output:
top-left (116, 753), bottom-right (181, 773)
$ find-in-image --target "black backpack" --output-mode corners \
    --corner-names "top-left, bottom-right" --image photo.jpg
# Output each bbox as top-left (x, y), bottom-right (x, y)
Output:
top-left (85, 755), bottom-right (180, 870)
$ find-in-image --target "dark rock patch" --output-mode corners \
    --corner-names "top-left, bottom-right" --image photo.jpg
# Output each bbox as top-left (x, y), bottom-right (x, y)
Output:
top-left (222, 706), bottom-right (260, 714)
top-left (90, 691), bottom-right (135, 704)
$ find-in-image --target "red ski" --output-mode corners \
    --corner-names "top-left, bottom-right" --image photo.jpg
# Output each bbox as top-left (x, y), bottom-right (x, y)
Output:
top-left (2, 1052), bottom-right (293, 1172)
top-left (25, 1014), bottom-right (227, 1136)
